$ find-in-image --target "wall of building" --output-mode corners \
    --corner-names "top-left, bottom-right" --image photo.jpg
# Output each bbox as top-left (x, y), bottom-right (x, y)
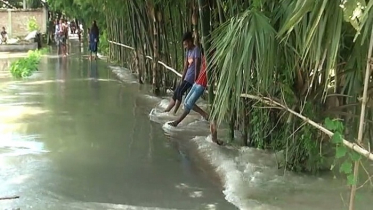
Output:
top-left (0, 8), bottom-right (47, 37)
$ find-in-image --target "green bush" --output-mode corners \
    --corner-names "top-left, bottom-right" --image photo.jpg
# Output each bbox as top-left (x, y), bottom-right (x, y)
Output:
top-left (99, 30), bottom-right (109, 55)
top-left (10, 49), bottom-right (48, 78)
top-left (27, 17), bottom-right (39, 32)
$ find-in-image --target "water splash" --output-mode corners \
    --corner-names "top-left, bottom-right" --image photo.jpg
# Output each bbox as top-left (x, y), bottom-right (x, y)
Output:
top-left (108, 66), bottom-right (137, 84)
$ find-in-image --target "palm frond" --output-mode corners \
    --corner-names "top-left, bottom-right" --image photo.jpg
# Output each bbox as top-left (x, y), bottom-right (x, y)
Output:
top-left (208, 8), bottom-right (277, 124)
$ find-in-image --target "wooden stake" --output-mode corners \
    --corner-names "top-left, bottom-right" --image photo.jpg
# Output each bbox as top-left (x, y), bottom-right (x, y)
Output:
top-left (348, 26), bottom-right (373, 210)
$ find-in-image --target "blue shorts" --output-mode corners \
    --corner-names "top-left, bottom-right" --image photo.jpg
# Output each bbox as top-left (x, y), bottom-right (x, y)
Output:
top-left (184, 83), bottom-right (205, 112)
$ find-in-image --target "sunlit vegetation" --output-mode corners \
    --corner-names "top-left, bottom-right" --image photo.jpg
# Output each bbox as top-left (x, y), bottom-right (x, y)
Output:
top-left (10, 48), bottom-right (48, 78)
top-left (27, 16), bottom-right (39, 32)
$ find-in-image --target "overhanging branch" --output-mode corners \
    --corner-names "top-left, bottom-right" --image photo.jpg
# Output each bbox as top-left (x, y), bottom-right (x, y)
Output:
top-left (0, 0), bottom-right (16, 9)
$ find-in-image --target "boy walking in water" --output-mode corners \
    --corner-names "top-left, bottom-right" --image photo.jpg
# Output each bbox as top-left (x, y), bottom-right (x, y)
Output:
top-left (168, 50), bottom-right (223, 145)
top-left (164, 32), bottom-right (201, 114)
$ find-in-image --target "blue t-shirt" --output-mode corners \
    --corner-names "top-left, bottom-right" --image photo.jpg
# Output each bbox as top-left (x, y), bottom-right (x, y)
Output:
top-left (184, 46), bottom-right (201, 84)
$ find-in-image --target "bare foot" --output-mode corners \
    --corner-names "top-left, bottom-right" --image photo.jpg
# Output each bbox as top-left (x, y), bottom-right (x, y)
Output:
top-left (168, 121), bottom-right (178, 127)
top-left (210, 121), bottom-right (223, 145)
top-left (212, 139), bottom-right (224, 146)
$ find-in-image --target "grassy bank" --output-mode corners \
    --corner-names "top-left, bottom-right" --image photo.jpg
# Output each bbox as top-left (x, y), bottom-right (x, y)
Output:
top-left (10, 48), bottom-right (49, 78)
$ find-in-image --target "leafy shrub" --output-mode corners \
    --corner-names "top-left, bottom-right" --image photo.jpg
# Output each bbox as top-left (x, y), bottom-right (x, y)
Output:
top-left (99, 30), bottom-right (109, 55)
top-left (27, 17), bottom-right (39, 32)
top-left (9, 49), bottom-right (48, 78)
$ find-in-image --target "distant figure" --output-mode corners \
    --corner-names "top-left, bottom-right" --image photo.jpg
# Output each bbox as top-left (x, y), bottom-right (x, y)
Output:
top-left (48, 20), bottom-right (55, 44)
top-left (89, 20), bottom-right (99, 60)
top-left (57, 19), bottom-right (68, 56)
top-left (77, 27), bottom-right (82, 42)
top-left (1, 27), bottom-right (8, 44)
top-left (70, 20), bottom-right (76, 34)
top-left (55, 19), bottom-right (63, 54)
top-left (63, 20), bottom-right (69, 55)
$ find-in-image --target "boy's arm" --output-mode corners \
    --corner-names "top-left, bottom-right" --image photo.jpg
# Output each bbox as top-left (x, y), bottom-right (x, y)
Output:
top-left (194, 49), bottom-right (201, 81)
top-left (181, 59), bottom-right (188, 81)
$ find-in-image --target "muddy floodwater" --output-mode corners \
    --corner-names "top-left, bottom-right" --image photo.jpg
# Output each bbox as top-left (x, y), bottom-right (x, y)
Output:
top-left (0, 48), bottom-right (235, 210)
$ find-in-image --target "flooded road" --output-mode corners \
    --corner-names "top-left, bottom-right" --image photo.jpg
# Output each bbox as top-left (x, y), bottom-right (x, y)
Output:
top-left (0, 47), bottom-right (235, 209)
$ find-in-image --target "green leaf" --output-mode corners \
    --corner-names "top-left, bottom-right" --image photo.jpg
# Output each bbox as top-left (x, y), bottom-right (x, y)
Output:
top-left (339, 160), bottom-right (353, 174)
top-left (324, 118), bottom-right (336, 130)
top-left (336, 145), bottom-right (347, 158)
top-left (349, 151), bottom-right (361, 161)
top-left (331, 132), bottom-right (343, 144)
top-left (335, 121), bottom-right (344, 132)
top-left (347, 174), bottom-right (356, 185)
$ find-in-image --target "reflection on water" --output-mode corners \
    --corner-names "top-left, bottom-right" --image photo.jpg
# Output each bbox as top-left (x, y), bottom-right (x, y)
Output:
top-left (0, 133), bottom-right (47, 157)
top-left (88, 61), bottom-right (100, 102)
top-left (0, 58), bottom-right (11, 79)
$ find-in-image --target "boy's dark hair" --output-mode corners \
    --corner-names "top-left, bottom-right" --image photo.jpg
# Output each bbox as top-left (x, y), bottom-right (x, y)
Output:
top-left (182, 31), bottom-right (193, 42)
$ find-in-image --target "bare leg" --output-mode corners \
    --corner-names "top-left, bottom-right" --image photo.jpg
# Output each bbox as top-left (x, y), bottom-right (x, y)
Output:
top-left (65, 41), bottom-right (69, 55)
top-left (168, 110), bottom-right (190, 127)
top-left (173, 100), bottom-right (182, 114)
top-left (62, 45), bottom-right (66, 57)
top-left (192, 105), bottom-right (208, 120)
top-left (169, 105), bottom-right (208, 127)
top-left (210, 120), bottom-right (223, 145)
top-left (164, 99), bottom-right (176, 112)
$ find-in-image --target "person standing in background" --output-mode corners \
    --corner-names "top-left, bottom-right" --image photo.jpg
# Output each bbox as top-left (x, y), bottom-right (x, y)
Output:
top-left (89, 21), bottom-right (99, 60)
top-left (55, 19), bottom-right (62, 54)
top-left (1, 27), bottom-right (8, 44)
top-left (63, 20), bottom-right (69, 55)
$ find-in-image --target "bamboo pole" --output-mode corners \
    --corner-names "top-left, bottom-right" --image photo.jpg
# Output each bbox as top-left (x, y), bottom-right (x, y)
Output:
top-left (348, 26), bottom-right (373, 210)
top-left (107, 40), bottom-right (373, 161)
top-left (239, 93), bottom-right (373, 161)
